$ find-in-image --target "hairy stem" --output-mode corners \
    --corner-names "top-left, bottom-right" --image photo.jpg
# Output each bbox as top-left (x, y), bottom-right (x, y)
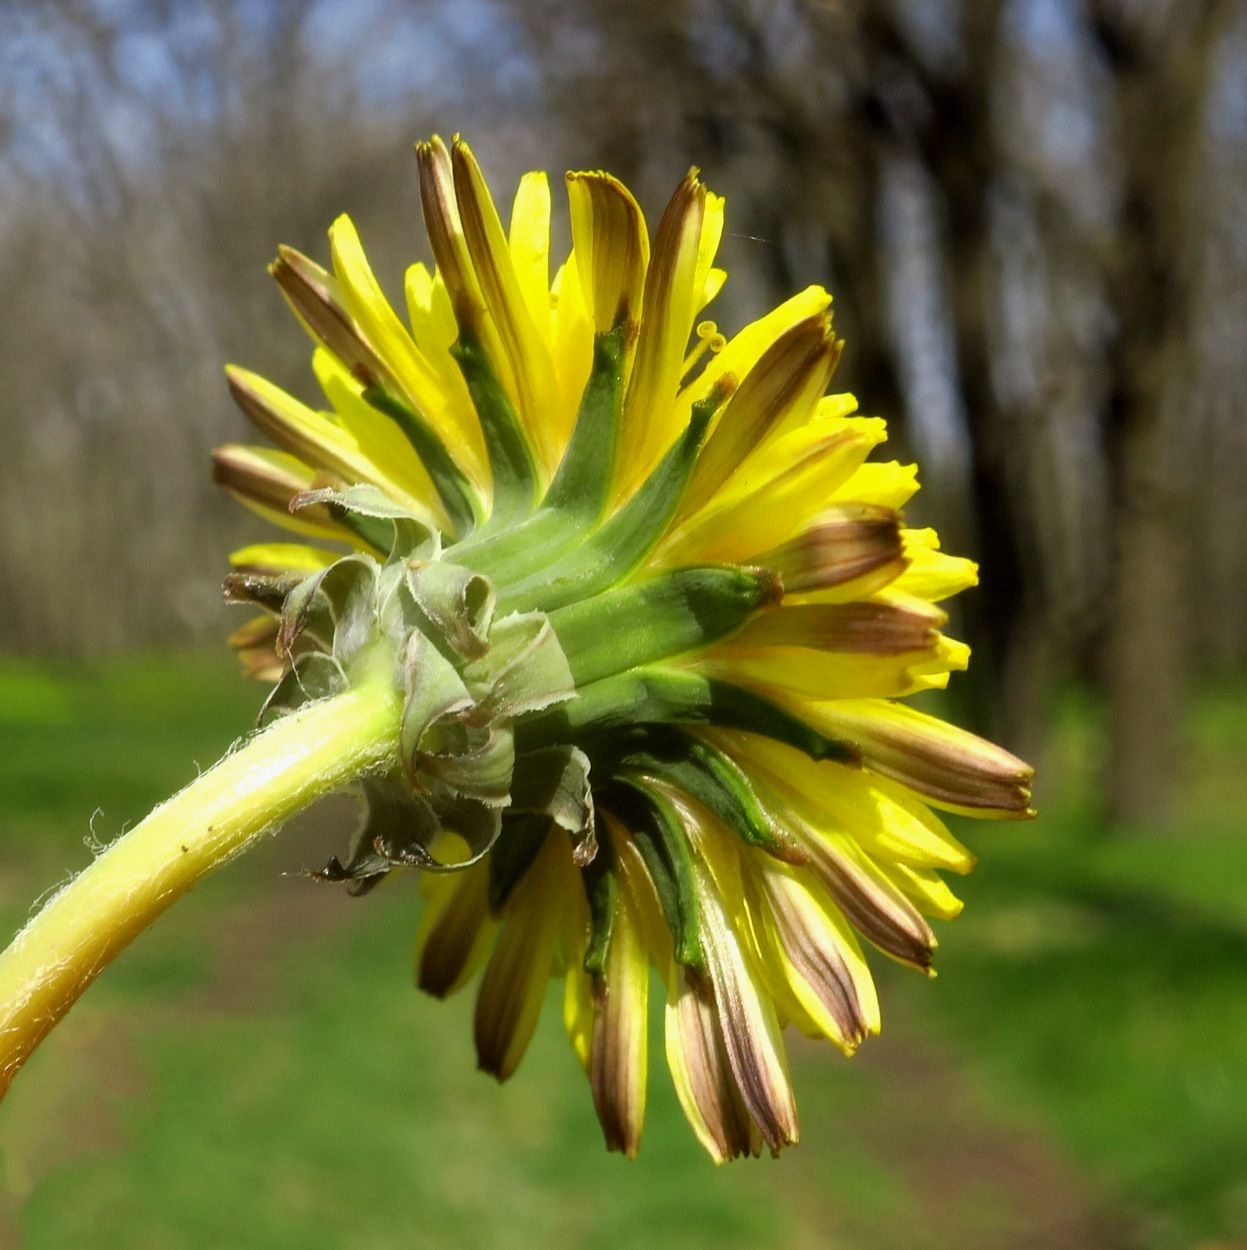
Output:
top-left (0, 669), bottom-right (402, 1100)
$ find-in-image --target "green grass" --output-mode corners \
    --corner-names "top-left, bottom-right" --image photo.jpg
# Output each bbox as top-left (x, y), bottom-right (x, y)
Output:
top-left (0, 655), bottom-right (1244, 1248)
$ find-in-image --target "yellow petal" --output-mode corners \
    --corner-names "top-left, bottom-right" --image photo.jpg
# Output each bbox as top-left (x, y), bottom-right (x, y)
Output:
top-left (753, 859), bottom-right (881, 1049)
top-left (658, 423), bottom-right (885, 566)
top-left (414, 860), bottom-right (495, 998)
top-left (664, 965), bottom-right (760, 1163)
top-left (791, 698), bottom-right (1035, 818)
top-left (616, 171), bottom-right (707, 499)
top-left (415, 136), bottom-right (487, 332)
top-left (890, 529), bottom-right (980, 602)
top-left (567, 170), bottom-right (649, 333)
top-left (742, 760), bottom-right (937, 970)
top-left (328, 214), bottom-right (468, 456)
top-left (829, 460), bottom-right (920, 510)
top-left (589, 893), bottom-right (649, 1157)
top-left (211, 443), bottom-right (355, 544)
top-left (228, 543), bottom-right (337, 574)
top-left (225, 366), bottom-right (439, 525)
top-left (696, 873), bottom-right (799, 1154)
top-left (700, 266), bottom-right (727, 311)
top-left (880, 861), bottom-right (964, 920)
top-left (693, 191), bottom-right (725, 312)
top-left (311, 347), bottom-right (452, 531)
top-left (453, 139), bottom-right (561, 477)
top-left (550, 258), bottom-right (595, 449)
top-left (671, 285), bottom-right (831, 429)
top-left (403, 263), bottom-right (489, 487)
top-left (678, 314), bottom-right (840, 520)
top-left (474, 832), bottom-right (568, 1080)
top-left (710, 731), bottom-right (974, 874)
top-left (509, 171), bottom-right (553, 338)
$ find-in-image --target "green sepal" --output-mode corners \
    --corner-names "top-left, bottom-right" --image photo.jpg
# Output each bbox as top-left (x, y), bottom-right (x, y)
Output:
top-left (487, 814), bottom-right (550, 913)
top-left (518, 667), bottom-right (861, 766)
top-left (277, 553), bottom-right (378, 668)
top-left (601, 728), bottom-right (805, 864)
top-left (461, 612), bottom-right (576, 719)
top-left (291, 484), bottom-right (439, 566)
top-left (361, 384), bottom-right (483, 536)
top-left (509, 745), bottom-right (596, 865)
top-left (258, 651), bottom-right (347, 726)
top-left (311, 776), bottom-right (441, 896)
top-left (606, 779), bottom-right (705, 972)
top-left (407, 560), bottom-right (496, 660)
top-left (581, 843), bottom-right (618, 979)
top-left (451, 331), bottom-right (540, 522)
top-left (314, 776), bottom-right (505, 894)
top-left (451, 507), bottom-right (575, 585)
top-left (325, 507), bottom-right (394, 555)
top-left (398, 629), bottom-right (474, 791)
top-left (499, 384), bottom-right (731, 614)
top-left (541, 325), bottom-right (626, 517)
top-left (548, 565), bottom-right (777, 687)
top-left (420, 723), bottom-right (515, 807)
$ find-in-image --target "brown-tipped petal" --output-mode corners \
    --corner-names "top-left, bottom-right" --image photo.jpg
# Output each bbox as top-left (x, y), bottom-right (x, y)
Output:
top-left (270, 246), bottom-right (388, 387)
top-left (415, 136), bottom-right (486, 336)
top-left (227, 616), bottom-right (285, 683)
top-left (453, 139), bottom-right (560, 469)
top-left (227, 614), bottom-right (280, 650)
top-left (808, 699), bottom-right (1035, 817)
top-left (697, 880), bottom-right (799, 1155)
top-left (680, 315), bottom-right (839, 519)
top-left (567, 170), bottom-right (650, 333)
top-left (474, 834), bottom-right (566, 1080)
top-left (617, 170), bottom-right (707, 494)
top-left (755, 863), bottom-right (880, 1048)
top-left (414, 862), bottom-right (495, 999)
top-left (588, 895), bottom-right (649, 1157)
top-left (758, 774), bottom-right (936, 969)
top-left (732, 601), bottom-right (944, 656)
top-left (664, 966), bottom-right (760, 1163)
top-left (758, 504), bottom-right (906, 594)
top-left (211, 444), bottom-right (332, 524)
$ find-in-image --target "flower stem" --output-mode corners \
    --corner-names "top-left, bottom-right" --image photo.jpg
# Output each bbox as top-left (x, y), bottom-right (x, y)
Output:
top-left (0, 670), bottom-right (403, 1100)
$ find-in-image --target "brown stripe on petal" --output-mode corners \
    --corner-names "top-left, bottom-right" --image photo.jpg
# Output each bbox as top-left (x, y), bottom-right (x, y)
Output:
top-left (746, 768), bottom-right (936, 967)
top-left (227, 615), bottom-right (280, 650)
top-left (815, 701), bottom-right (1035, 816)
top-left (588, 899), bottom-right (649, 1157)
top-left (733, 601), bottom-right (944, 656)
top-left (452, 138), bottom-right (559, 468)
top-left (760, 504), bottom-right (905, 593)
top-left (665, 967), bottom-right (760, 1163)
top-left (617, 170), bottom-right (707, 491)
top-left (474, 836), bottom-right (565, 1080)
top-left (415, 136), bottom-right (486, 337)
top-left (211, 445), bottom-right (337, 529)
top-left (269, 246), bottom-right (388, 388)
top-left (415, 864), bottom-right (493, 999)
top-left (227, 616), bottom-right (285, 682)
top-left (223, 371), bottom-right (369, 494)
top-left (793, 829), bottom-right (935, 971)
top-left (758, 870), bottom-right (871, 1047)
top-left (566, 169), bottom-right (649, 332)
top-left (680, 315), bottom-right (840, 519)
top-left (698, 885), bottom-right (799, 1155)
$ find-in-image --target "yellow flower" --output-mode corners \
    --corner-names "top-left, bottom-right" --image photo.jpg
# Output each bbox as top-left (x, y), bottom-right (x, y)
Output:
top-left (215, 135), bottom-right (1034, 1161)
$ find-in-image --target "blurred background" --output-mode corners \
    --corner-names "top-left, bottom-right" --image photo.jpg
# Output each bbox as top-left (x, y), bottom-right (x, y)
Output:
top-left (0, 0), bottom-right (1244, 1246)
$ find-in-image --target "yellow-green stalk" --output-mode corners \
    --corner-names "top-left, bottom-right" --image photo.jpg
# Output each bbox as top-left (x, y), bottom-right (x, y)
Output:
top-left (0, 661), bottom-right (401, 1096)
